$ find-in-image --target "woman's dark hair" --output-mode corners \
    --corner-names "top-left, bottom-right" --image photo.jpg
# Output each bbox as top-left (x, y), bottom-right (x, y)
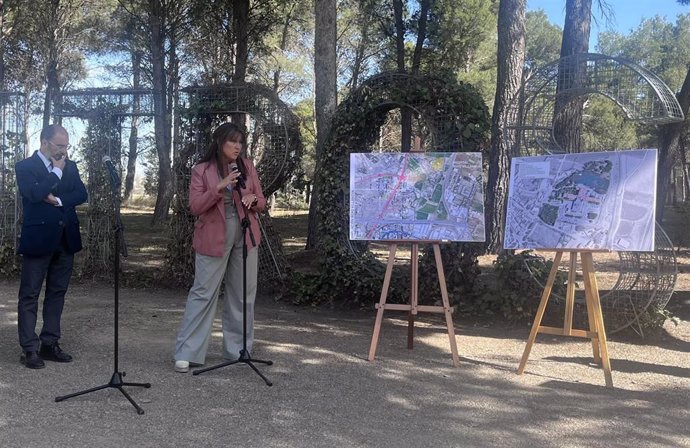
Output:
top-left (199, 122), bottom-right (248, 179)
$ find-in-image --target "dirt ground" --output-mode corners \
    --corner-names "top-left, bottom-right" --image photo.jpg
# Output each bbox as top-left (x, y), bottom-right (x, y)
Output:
top-left (0, 276), bottom-right (689, 447)
top-left (1, 208), bottom-right (689, 447)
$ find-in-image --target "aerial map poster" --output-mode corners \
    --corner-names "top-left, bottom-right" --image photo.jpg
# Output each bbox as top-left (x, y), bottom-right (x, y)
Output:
top-left (504, 149), bottom-right (658, 251)
top-left (349, 152), bottom-right (485, 242)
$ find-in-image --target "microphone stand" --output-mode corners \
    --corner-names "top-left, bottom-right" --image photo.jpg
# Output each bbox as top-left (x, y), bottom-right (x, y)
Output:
top-left (55, 168), bottom-right (151, 414)
top-left (193, 186), bottom-right (273, 386)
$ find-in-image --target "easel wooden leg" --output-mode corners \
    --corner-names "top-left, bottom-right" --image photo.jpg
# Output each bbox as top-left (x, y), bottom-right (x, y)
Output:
top-left (433, 244), bottom-right (459, 366)
top-left (368, 244), bottom-right (397, 361)
top-left (564, 252), bottom-right (577, 335)
top-left (407, 244), bottom-right (419, 349)
top-left (581, 253), bottom-right (613, 388)
top-left (584, 277), bottom-right (601, 364)
top-left (518, 251), bottom-right (563, 374)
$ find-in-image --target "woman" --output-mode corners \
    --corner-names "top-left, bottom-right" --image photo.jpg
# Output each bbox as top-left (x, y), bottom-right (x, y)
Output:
top-left (174, 122), bottom-right (266, 373)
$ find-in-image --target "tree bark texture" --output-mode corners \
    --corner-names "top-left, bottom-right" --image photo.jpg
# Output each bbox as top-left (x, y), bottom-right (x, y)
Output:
top-left (43, 0), bottom-right (62, 127)
top-left (232, 0), bottom-right (249, 83)
top-left (150, 0), bottom-right (173, 224)
top-left (306, 0), bottom-right (337, 249)
top-left (486, 0), bottom-right (526, 253)
top-left (124, 50), bottom-right (142, 201)
top-left (553, 0), bottom-right (591, 153)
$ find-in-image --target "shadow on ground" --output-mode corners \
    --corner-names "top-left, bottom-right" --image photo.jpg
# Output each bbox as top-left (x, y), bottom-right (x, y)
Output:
top-left (0, 279), bottom-right (688, 448)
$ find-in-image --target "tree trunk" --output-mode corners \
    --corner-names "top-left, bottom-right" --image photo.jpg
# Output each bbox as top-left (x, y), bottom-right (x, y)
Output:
top-left (124, 51), bottom-right (142, 202)
top-left (486, 0), bottom-right (526, 253)
top-left (0, 0), bottom-right (5, 90)
top-left (403, 0), bottom-right (431, 153)
top-left (656, 66), bottom-right (690, 222)
top-left (411, 0), bottom-right (430, 73)
top-left (273, 4), bottom-right (295, 91)
top-left (553, 0), bottom-right (591, 153)
top-left (232, 0), bottom-right (249, 83)
top-left (43, 0), bottom-right (62, 127)
top-left (150, 0), bottom-right (173, 225)
top-left (392, 0), bottom-right (413, 152)
top-left (392, 0), bottom-right (405, 70)
top-left (306, 0), bottom-right (337, 250)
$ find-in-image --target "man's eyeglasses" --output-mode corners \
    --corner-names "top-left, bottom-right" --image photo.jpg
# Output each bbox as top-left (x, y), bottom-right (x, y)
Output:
top-left (48, 140), bottom-right (70, 152)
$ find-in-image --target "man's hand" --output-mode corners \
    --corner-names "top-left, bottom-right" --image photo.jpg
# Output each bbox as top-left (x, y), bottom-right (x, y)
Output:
top-left (43, 193), bottom-right (59, 206)
top-left (51, 154), bottom-right (66, 171)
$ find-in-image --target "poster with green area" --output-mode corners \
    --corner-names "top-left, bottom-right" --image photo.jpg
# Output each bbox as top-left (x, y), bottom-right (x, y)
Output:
top-left (349, 152), bottom-right (485, 242)
top-left (504, 149), bottom-right (657, 251)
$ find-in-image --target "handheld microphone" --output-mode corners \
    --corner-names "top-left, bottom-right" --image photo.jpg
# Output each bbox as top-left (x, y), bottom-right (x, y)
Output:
top-left (229, 162), bottom-right (246, 189)
top-left (102, 155), bottom-right (121, 186)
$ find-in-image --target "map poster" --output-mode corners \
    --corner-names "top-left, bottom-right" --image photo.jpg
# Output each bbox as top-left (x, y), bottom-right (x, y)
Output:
top-left (349, 152), bottom-right (485, 242)
top-left (504, 149), bottom-right (658, 251)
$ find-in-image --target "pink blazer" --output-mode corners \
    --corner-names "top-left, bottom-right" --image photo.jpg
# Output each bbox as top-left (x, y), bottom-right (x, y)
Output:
top-left (189, 159), bottom-right (266, 257)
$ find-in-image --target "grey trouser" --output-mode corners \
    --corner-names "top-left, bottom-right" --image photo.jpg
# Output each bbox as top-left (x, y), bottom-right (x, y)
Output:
top-left (174, 211), bottom-right (258, 364)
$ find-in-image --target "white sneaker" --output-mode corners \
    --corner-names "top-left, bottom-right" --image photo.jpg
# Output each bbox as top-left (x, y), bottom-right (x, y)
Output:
top-left (174, 360), bottom-right (189, 373)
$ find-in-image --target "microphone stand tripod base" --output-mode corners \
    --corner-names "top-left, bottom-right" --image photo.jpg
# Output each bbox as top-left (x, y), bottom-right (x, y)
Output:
top-left (193, 350), bottom-right (273, 386)
top-left (55, 372), bottom-right (151, 415)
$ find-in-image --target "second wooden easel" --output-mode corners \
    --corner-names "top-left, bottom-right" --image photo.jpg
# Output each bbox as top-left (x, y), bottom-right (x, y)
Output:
top-left (517, 250), bottom-right (613, 387)
top-left (367, 242), bottom-right (460, 366)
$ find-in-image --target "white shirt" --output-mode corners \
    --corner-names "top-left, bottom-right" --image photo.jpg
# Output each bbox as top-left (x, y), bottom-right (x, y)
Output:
top-left (37, 151), bottom-right (63, 207)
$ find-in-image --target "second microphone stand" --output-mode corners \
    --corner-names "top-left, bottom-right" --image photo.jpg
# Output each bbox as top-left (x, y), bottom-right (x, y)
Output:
top-left (193, 187), bottom-right (272, 386)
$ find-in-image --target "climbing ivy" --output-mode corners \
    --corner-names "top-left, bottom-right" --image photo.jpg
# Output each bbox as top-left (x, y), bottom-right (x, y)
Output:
top-left (299, 72), bottom-right (491, 307)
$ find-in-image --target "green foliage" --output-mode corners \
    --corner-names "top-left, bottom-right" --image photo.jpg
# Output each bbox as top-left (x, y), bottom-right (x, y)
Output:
top-left (0, 241), bottom-right (20, 277)
top-left (597, 13), bottom-right (690, 92)
top-left (418, 243), bottom-right (484, 310)
top-left (582, 96), bottom-right (639, 151)
top-left (491, 251), bottom-right (565, 320)
top-left (294, 73), bottom-right (491, 307)
top-left (525, 10), bottom-right (563, 74)
top-left (76, 101), bottom-right (126, 278)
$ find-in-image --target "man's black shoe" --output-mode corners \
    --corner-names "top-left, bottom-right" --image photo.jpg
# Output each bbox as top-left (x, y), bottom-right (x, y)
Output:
top-left (20, 351), bottom-right (46, 369)
top-left (39, 343), bottom-right (73, 363)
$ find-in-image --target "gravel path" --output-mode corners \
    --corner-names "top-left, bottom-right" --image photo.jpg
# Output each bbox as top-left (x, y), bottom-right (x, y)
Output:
top-left (1, 279), bottom-right (688, 447)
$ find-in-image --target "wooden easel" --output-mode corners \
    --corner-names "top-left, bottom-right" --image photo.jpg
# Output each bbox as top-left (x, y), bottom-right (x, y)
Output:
top-left (517, 251), bottom-right (613, 387)
top-left (367, 242), bottom-right (460, 366)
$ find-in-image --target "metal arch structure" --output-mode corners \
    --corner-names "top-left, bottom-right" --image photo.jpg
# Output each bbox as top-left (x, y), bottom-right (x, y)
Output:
top-left (507, 53), bottom-right (685, 157)
top-left (55, 88), bottom-right (156, 275)
top-left (168, 83), bottom-right (303, 287)
top-left (506, 53), bottom-right (684, 335)
top-left (319, 71), bottom-right (490, 257)
top-left (0, 92), bottom-right (27, 258)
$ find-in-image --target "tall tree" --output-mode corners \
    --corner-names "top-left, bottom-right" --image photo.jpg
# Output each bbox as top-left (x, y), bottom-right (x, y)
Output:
top-left (485, 0), bottom-right (526, 253)
top-left (89, 3), bottom-right (149, 201)
top-left (232, 0), bottom-right (249, 82)
top-left (119, 0), bottom-right (189, 224)
top-left (553, 0), bottom-right (591, 153)
top-left (148, 0), bottom-right (173, 223)
top-left (306, 0), bottom-right (337, 249)
top-left (337, 0), bottom-right (384, 92)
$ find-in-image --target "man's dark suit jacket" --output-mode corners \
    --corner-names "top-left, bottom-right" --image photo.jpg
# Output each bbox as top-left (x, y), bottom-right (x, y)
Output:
top-left (15, 151), bottom-right (88, 257)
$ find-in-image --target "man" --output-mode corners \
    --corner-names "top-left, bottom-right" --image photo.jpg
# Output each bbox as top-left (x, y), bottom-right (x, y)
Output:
top-left (15, 124), bottom-right (87, 369)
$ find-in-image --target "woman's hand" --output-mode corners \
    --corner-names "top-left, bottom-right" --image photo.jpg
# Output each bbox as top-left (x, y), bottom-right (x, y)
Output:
top-left (241, 193), bottom-right (258, 208)
top-left (216, 170), bottom-right (241, 193)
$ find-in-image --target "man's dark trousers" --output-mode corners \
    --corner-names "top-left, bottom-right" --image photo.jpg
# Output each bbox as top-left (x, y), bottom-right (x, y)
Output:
top-left (18, 236), bottom-right (74, 352)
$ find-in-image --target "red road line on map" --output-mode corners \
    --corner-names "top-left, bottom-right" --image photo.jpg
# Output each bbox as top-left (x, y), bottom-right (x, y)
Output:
top-left (365, 156), bottom-right (409, 239)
